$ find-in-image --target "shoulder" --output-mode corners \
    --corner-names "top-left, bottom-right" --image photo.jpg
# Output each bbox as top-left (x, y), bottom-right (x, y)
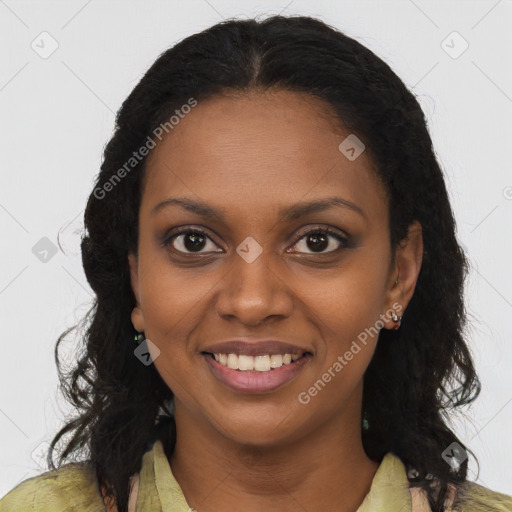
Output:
top-left (0, 462), bottom-right (106, 512)
top-left (453, 481), bottom-right (512, 512)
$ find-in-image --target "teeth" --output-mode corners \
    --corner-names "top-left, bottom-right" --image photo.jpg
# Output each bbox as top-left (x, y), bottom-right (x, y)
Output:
top-left (227, 353), bottom-right (238, 370)
top-left (238, 355), bottom-right (254, 371)
top-left (212, 353), bottom-right (302, 371)
top-left (255, 355), bottom-right (270, 371)
top-left (270, 354), bottom-right (283, 368)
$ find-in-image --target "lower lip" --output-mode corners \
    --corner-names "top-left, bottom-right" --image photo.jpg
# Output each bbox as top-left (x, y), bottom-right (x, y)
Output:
top-left (202, 353), bottom-right (312, 394)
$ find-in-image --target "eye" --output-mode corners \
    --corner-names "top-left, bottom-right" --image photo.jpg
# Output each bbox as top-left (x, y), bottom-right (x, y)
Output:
top-left (163, 227), bottom-right (223, 255)
top-left (288, 227), bottom-right (349, 254)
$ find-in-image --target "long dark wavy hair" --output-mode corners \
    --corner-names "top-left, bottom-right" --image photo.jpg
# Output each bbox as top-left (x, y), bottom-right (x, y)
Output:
top-left (47, 14), bottom-right (482, 512)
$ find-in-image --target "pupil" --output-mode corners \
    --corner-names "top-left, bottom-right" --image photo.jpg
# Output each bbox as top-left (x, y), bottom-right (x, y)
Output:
top-left (184, 233), bottom-right (206, 252)
top-left (307, 233), bottom-right (327, 252)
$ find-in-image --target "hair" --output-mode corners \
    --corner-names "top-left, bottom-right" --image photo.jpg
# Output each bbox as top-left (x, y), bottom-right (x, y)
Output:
top-left (47, 14), bottom-right (482, 512)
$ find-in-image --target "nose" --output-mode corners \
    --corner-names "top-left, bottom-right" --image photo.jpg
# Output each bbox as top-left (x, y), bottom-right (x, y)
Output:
top-left (215, 249), bottom-right (294, 326)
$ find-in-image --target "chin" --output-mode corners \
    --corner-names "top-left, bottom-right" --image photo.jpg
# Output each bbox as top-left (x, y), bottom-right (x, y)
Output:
top-left (212, 415), bottom-right (307, 449)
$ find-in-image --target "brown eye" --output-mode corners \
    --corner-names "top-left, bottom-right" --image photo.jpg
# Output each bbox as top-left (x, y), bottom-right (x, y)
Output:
top-left (289, 228), bottom-right (349, 254)
top-left (164, 228), bottom-right (223, 254)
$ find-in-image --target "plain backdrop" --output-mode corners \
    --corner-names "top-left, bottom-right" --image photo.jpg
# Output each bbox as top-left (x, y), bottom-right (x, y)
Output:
top-left (1, 0), bottom-right (511, 498)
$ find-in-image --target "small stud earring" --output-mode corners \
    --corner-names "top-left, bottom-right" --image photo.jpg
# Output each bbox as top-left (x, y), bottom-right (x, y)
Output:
top-left (391, 311), bottom-right (402, 330)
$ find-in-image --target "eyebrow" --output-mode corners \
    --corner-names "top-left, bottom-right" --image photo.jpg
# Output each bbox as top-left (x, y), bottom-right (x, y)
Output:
top-left (150, 196), bottom-right (365, 221)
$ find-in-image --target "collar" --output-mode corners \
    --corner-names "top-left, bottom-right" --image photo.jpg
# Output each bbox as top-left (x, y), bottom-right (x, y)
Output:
top-left (136, 439), bottom-right (412, 511)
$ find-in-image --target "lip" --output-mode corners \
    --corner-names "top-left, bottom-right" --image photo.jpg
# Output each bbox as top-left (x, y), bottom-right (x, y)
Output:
top-left (203, 352), bottom-right (312, 394)
top-left (201, 339), bottom-right (312, 357)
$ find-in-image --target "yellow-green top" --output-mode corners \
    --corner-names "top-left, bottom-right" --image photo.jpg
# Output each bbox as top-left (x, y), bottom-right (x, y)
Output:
top-left (1, 439), bottom-right (511, 511)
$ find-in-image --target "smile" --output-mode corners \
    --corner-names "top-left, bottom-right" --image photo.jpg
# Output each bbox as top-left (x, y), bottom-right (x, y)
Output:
top-left (202, 352), bottom-right (312, 394)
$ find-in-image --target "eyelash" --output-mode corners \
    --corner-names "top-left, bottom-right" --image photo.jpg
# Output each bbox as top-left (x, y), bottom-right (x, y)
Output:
top-left (161, 225), bottom-right (350, 256)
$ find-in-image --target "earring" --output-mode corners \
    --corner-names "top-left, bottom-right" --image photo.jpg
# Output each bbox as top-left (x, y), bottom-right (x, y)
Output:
top-left (391, 275), bottom-right (401, 330)
top-left (391, 311), bottom-right (402, 330)
top-left (362, 410), bottom-right (370, 431)
top-left (134, 332), bottom-right (145, 345)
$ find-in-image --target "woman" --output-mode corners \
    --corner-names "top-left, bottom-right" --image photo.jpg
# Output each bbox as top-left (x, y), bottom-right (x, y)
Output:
top-left (1, 14), bottom-right (511, 512)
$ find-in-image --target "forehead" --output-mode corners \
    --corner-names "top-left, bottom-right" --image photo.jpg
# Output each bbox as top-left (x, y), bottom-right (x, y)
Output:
top-left (141, 89), bottom-right (388, 222)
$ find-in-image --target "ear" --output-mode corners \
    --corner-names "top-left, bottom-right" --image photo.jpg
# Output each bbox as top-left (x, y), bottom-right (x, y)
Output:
top-left (381, 220), bottom-right (423, 329)
top-left (128, 252), bottom-right (145, 332)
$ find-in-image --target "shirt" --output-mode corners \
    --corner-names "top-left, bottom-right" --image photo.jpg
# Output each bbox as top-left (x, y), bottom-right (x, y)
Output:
top-left (1, 438), bottom-right (511, 511)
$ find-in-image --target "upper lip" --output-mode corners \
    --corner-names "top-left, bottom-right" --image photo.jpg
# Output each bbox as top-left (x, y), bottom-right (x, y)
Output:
top-left (201, 339), bottom-right (312, 357)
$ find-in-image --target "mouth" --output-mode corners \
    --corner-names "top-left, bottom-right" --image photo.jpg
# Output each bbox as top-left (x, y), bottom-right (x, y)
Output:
top-left (201, 351), bottom-right (313, 394)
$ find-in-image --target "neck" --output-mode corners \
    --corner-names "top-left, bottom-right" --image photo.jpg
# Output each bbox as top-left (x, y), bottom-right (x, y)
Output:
top-left (168, 386), bottom-right (380, 512)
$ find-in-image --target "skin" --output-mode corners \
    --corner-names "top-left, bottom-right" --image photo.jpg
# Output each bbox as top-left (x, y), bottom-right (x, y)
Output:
top-left (128, 88), bottom-right (423, 512)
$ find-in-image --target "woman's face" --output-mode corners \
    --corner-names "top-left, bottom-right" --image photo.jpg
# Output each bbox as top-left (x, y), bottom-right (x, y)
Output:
top-left (128, 89), bottom-right (422, 447)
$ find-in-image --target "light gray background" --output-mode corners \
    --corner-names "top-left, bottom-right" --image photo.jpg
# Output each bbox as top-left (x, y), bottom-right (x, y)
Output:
top-left (1, 0), bottom-right (511, 498)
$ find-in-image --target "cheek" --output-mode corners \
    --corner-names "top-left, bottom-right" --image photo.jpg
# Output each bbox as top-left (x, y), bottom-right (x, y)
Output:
top-left (297, 253), bottom-right (388, 393)
top-left (136, 259), bottom-right (211, 395)
top-left (138, 253), bottom-right (211, 337)
top-left (302, 262), bottom-right (386, 341)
